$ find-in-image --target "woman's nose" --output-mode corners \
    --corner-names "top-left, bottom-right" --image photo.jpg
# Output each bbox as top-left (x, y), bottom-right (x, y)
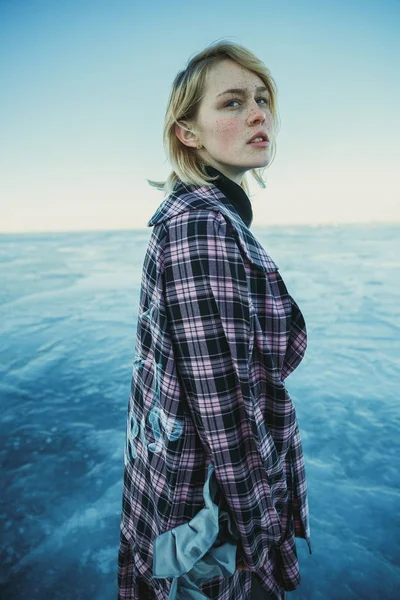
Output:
top-left (247, 102), bottom-right (267, 124)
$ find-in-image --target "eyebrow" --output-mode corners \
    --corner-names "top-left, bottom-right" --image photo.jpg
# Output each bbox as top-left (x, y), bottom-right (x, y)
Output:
top-left (217, 86), bottom-right (269, 97)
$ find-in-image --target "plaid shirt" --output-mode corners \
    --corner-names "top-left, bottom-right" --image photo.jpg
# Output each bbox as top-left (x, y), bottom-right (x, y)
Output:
top-left (118, 175), bottom-right (312, 600)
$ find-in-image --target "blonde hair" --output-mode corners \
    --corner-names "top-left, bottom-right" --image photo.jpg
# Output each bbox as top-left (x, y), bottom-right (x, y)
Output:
top-left (148, 40), bottom-right (281, 197)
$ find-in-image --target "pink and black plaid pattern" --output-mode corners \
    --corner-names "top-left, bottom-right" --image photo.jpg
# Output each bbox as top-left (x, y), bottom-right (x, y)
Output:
top-left (118, 181), bottom-right (311, 600)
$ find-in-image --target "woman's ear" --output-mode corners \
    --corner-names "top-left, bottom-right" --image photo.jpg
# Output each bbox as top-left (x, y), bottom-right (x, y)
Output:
top-left (175, 122), bottom-right (198, 148)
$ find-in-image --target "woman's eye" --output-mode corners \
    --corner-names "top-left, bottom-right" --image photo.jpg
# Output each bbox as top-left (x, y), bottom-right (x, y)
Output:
top-left (225, 97), bottom-right (270, 108)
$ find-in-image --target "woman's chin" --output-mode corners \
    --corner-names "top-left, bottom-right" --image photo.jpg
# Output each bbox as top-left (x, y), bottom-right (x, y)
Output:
top-left (250, 157), bottom-right (271, 169)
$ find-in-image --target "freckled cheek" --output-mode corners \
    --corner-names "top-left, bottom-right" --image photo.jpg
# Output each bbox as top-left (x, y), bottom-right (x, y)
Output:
top-left (208, 121), bottom-right (240, 146)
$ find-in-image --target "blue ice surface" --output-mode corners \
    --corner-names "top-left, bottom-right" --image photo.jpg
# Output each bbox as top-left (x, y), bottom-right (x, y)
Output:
top-left (0, 223), bottom-right (399, 600)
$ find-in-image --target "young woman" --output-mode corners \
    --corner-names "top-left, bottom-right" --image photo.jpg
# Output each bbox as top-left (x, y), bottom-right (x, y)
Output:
top-left (118, 40), bottom-right (312, 600)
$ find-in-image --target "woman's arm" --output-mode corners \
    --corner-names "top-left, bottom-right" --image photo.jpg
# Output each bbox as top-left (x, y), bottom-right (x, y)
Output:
top-left (162, 209), bottom-right (281, 571)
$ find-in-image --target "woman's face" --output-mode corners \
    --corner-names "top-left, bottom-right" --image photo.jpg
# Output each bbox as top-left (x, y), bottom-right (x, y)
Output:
top-left (176, 59), bottom-right (274, 184)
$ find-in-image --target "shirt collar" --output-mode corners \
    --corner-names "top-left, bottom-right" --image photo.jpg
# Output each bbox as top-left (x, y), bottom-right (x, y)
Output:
top-left (204, 166), bottom-right (253, 228)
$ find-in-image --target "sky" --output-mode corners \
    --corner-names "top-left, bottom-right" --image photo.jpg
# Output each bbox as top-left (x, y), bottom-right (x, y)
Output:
top-left (0, 0), bottom-right (399, 233)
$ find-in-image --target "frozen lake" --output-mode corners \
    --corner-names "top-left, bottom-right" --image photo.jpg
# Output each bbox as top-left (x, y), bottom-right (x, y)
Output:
top-left (0, 223), bottom-right (399, 599)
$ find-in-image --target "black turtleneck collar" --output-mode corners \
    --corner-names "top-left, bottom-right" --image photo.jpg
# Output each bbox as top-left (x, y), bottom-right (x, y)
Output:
top-left (204, 166), bottom-right (253, 228)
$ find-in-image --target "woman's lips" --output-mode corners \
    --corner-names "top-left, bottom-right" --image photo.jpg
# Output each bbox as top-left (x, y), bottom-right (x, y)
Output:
top-left (248, 141), bottom-right (270, 147)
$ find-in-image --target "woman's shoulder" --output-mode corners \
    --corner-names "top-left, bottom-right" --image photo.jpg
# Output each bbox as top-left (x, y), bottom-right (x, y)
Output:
top-left (147, 184), bottom-right (279, 274)
top-left (147, 183), bottom-right (224, 229)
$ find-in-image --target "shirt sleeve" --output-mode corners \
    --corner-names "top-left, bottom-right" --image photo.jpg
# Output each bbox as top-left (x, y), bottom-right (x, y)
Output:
top-left (162, 209), bottom-right (283, 571)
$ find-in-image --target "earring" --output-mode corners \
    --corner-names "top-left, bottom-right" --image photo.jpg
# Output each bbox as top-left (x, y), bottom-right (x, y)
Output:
top-left (197, 144), bottom-right (203, 149)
